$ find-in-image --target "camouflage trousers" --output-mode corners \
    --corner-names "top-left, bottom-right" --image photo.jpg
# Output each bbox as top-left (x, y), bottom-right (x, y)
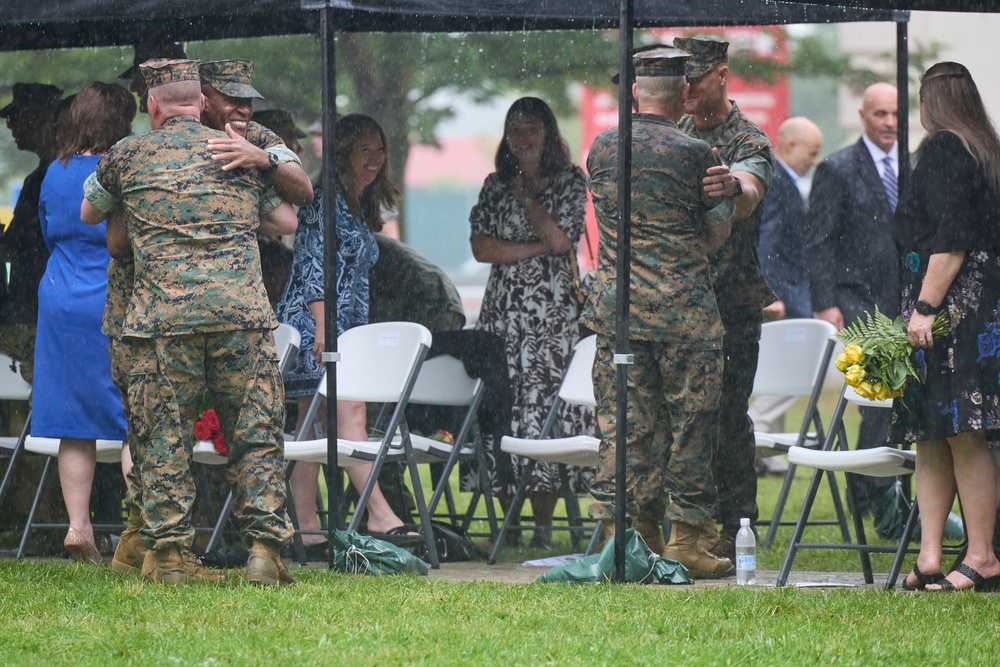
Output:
top-left (589, 335), bottom-right (722, 527)
top-left (0, 324), bottom-right (35, 385)
top-left (109, 337), bottom-right (140, 504)
top-left (713, 332), bottom-right (760, 528)
top-left (127, 329), bottom-right (293, 550)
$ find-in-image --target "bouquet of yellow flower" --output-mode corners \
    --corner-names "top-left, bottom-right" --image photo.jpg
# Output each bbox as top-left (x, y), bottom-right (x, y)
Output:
top-left (834, 307), bottom-right (950, 401)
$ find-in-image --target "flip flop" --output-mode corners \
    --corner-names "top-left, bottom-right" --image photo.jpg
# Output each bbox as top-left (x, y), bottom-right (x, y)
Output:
top-left (902, 562), bottom-right (944, 591)
top-left (932, 562), bottom-right (1000, 592)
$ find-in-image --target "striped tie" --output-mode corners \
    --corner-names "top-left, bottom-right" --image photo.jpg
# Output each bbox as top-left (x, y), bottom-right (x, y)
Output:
top-left (882, 156), bottom-right (898, 211)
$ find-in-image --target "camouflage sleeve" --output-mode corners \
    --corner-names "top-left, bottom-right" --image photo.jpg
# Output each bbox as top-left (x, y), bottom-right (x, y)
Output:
top-left (267, 144), bottom-right (301, 166)
top-left (246, 121), bottom-right (283, 150)
top-left (703, 197), bottom-right (735, 227)
top-left (258, 188), bottom-right (282, 215)
top-left (728, 128), bottom-right (774, 189)
top-left (84, 171), bottom-right (118, 214)
top-left (552, 165), bottom-right (587, 241)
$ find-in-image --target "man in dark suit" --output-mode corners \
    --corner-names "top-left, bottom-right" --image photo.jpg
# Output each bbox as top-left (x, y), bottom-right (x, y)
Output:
top-left (760, 116), bottom-right (823, 320)
top-left (803, 82), bottom-right (907, 515)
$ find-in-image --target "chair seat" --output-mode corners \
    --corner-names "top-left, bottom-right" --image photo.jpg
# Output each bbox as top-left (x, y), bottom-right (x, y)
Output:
top-left (192, 440), bottom-right (228, 465)
top-left (0, 436), bottom-right (20, 451)
top-left (24, 436), bottom-right (124, 464)
top-left (754, 431), bottom-right (819, 456)
top-left (411, 433), bottom-right (476, 461)
top-left (282, 434), bottom-right (372, 467)
top-left (344, 434), bottom-right (439, 464)
top-left (787, 445), bottom-right (916, 477)
top-left (500, 434), bottom-right (600, 468)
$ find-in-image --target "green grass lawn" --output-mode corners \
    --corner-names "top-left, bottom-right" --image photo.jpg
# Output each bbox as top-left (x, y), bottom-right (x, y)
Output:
top-left (3, 387), bottom-right (996, 665)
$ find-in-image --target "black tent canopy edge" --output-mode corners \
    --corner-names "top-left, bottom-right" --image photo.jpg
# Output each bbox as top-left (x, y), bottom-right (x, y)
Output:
top-left (0, 1), bottom-right (903, 52)
top-left (787, 0), bottom-right (999, 11)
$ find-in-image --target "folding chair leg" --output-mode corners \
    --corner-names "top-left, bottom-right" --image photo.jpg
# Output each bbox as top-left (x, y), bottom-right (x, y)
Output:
top-left (283, 463), bottom-right (308, 563)
top-left (885, 496), bottom-right (920, 590)
top-left (558, 463), bottom-right (584, 550)
top-left (762, 462), bottom-right (799, 550)
top-left (843, 470), bottom-right (874, 584)
top-left (487, 459), bottom-right (535, 565)
top-left (16, 455), bottom-right (52, 560)
top-left (584, 520), bottom-right (604, 556)
top-left (0, 409), bottom-right (31, 511)
top-left (403, 450), bottom-right (440, 569)
top-left (777, 465), bottom-right (825, 587)
top-left (205, 491), bottom-right (233, 553)
top-left (827, 470), bottom-right (852, 543)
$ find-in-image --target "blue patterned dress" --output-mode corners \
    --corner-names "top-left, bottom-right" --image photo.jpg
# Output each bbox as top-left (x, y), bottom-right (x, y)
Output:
top-left (891, 131), bottom-right (1000, 443)
top-left (275, 185), bottom-right (379, 398)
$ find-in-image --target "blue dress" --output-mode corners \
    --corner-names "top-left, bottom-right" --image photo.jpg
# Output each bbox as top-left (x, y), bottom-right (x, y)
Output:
top-left (31, 155), bottom-right (126, 440)
top-left (275, 185), bottom-right (379, 398)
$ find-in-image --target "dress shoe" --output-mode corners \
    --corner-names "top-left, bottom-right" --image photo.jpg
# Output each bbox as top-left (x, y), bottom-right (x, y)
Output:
top-left (64, 528), bottom-right (102, 565)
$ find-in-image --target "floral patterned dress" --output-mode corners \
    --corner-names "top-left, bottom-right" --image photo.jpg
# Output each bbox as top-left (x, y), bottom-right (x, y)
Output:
top-left (890, 131), bottom-right (1000, 443)
top-left (276, 185), bottom-right (379, 398)
top-left (466, 164), bottom-right (594, 496)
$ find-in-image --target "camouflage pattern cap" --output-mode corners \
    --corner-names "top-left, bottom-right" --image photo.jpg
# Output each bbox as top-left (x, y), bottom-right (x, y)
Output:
top-left (634, 47), bottom-right (690, 78)
top-left (253, 109), bottom-right (306, 138)
top-left (611, 43), bottom-right (671, 85)
top-left (672, 36), bottom-right (729, 79)
top-left (120, 43), bottom-right (187, 79)
top-left (140, 59), bottom-right (201, 90)
top-left (199, 59), bottom-right (264, 100)
top-left (0, 83), bottom-right (63, 117)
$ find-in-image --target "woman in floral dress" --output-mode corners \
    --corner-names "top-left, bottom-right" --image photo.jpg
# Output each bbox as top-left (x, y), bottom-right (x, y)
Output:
top-left (469, 97), bottom-right (592, 549)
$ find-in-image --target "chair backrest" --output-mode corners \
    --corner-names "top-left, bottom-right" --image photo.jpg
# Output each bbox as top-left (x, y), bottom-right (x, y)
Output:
top-left (0, 353), bottom-right (31, 401)
top-left (752, 319), bottom-right (838, 397)
top-left (557, 335), bottom-right (597, 408)
top-left (317, 321), bottom-right (433, 403)
top-left (409, 354), bottom-right (481, 406)
top-left (274, 323), bottom-right (301, 378)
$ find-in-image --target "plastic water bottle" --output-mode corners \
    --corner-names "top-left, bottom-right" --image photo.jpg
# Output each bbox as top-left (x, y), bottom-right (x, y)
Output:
top-left (735, 517), bottom-right (756, 585)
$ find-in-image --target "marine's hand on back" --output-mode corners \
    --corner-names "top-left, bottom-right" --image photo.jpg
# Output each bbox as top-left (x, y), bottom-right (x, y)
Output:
top-left (207, 124), bottom-right (270, 172)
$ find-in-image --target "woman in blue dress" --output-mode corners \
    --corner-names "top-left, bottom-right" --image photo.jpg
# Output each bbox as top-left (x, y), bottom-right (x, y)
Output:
top-left (276, 114), bottom-right (406, 555)
top-left (33, 82), bottom-right (136, 563)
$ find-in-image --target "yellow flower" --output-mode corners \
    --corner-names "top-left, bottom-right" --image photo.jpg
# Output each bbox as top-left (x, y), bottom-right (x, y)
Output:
top-left (844, 344), bottom-right (865, 365)
top-left (854, 381), bottom-right (876, 400)
top-left (834, 351), bottom-right (851, 372)
top-left (844, 364), bottom-right (866, 387)
top-left (873, 382), bottom-right (894, 402)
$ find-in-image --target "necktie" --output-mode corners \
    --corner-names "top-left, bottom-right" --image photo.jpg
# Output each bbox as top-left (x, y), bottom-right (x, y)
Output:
top-left (882, 156), bottom-right (898, 211)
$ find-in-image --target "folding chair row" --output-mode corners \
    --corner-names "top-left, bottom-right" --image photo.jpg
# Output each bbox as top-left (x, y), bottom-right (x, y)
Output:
top-left (0, 353), bottom-right (33, 516)
top-left (776, 384), bottom-right (919, 589)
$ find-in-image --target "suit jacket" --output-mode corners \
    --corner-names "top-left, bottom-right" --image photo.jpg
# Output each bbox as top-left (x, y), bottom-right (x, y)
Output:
top-left (804, 138), bottom-right (908, 323)
top-left (759, 165), bottom-right (812, 319)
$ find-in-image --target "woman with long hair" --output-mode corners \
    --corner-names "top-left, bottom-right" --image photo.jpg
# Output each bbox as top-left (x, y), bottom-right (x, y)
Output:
top-left (893, 62), bottom-right (1000, 591)
top-left (276, 114), bottom-right (408, 556)
top-left (469, 97), bottom-right (592, 549)
top-left (32, 82), bottom-right (136, 563)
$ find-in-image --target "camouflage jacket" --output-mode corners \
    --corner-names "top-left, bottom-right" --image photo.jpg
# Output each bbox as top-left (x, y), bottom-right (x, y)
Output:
top-left (581, 113), bottom-right (731, 347)
top-left (679, 101), bottom-right (775, 322)
top-left (88, 115), bottom-right (278, 337)
top-left (369, 234), bottom-right (466, 332)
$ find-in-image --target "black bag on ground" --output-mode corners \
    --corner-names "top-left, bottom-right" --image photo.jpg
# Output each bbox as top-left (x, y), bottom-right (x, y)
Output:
top-left (379, 521), bottom-right (487, 563)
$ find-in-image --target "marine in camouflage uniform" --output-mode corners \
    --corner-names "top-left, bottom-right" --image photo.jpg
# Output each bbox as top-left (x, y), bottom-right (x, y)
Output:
top-left (83, 60), bottom-right (294, 578)
top-left (675, 37), bottom-right (775, 554)
top-left (582, 49), bottom-right (735, 578)
top-left (369, 233), bottom-right (466, 332)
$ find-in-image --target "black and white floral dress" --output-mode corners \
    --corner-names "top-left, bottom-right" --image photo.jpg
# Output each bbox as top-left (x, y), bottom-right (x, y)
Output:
top-left (891, 131), bottom-right (1000, 443)
top-left (466, 165), bottom-right (594, 496)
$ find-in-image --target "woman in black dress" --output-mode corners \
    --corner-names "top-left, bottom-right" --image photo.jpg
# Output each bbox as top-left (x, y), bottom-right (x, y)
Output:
top-left (893, 62), bottom-right (1000, 591)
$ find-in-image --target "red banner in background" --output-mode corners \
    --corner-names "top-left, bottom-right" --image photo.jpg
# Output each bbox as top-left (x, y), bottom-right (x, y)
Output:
top-left (578, 26), bottom-right (789, 271)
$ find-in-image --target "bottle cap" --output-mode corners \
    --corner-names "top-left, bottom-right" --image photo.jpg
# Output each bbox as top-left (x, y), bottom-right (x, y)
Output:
top-left (740, 517), bottom-right (750, 527)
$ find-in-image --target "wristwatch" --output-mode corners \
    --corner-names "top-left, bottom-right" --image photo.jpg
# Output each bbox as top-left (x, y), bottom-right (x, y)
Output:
top-left (263, 151), bottom-right (280, 176)
top-left (914, 299), bottom-right (941, 316)
top-left (732, 176), bottom-right (744, 197)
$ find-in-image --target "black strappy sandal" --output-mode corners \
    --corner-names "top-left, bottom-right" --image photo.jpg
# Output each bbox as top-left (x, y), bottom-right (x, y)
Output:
top-left (902, 562), bottom-right (944, 591)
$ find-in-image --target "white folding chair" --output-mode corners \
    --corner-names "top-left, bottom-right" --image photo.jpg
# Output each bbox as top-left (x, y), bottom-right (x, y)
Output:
top-left (487, 335), bottom-right (599, 564)
top-left (408, 354), bottom-right (498, 536)
top-left (17, 437), bottom-right (125, 559)
top-left (283, 321), bottom-right (441, 567)
top-left (191, 322), bottom-right (302, 551)
top-left (777, 385), bottom-right (919, 589)
top-left (751, 319), bottom-right (850, 550)
top-left (0, 353), bottom-right (33, 513)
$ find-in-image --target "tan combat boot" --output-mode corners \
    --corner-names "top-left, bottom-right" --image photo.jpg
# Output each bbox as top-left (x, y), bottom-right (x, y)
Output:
top-left (247, 540), bottom-right (297, 586)
top-left (111, 504), bottom-right (147, 575)
top-left (632, 515), bottom-right (666, 554)
top-left (144, 545), bottom-right (228, 584)
top-left (660, 521), bottom-right (736, 579)
top-left (697, 521), bottom-right (720, 556)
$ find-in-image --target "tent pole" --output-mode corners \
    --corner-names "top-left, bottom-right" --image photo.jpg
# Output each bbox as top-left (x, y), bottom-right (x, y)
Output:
top-left (320, 4), bottom-right (341, 569)
top-left (896, 15), bottom-right (909, 193)
top-left (613, 0), bottom-right (634, 584)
